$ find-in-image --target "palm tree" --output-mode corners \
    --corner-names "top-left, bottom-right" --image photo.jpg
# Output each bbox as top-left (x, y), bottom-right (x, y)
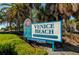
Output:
top-left (1, 3), bottom-right (31, 32)
top-left (59, 3), bottom-right (79, 34)
top-left (0, 5), bottom-right (10, 28)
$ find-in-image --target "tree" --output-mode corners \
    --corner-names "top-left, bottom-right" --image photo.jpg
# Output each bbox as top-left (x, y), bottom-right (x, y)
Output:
top-left (1, 3), bottom-right (31, 31)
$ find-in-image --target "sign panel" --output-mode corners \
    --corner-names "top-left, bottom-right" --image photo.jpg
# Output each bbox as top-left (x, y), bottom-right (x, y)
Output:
top-left (32, 21), bottom-right (62, 42)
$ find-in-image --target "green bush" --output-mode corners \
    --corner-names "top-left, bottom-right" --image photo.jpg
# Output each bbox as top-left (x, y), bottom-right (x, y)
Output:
top-left (0, 43), bottom-right (16, 55)
top-left (35, 48), bottom-right (48, 55)
top-left (15, 43), bottom-right (35, 55)
top-left (0, 34), bottom-right (48, 55)
top-left (15, 44), bottom-right (48, 55)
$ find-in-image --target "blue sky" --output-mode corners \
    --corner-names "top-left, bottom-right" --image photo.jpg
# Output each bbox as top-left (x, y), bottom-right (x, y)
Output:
top-left (0, 4), bottom-right (9, 9)
top-left (0, 22), bottom-right (9, 29)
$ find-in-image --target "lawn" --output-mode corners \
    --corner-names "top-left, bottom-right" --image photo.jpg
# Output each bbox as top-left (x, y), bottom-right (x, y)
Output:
top-left (0, 34), bottom-right (48, 55)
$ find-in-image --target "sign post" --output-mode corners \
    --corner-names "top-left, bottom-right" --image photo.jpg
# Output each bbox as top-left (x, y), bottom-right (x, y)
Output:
top-left (52, 42), bottom-right (55, 51)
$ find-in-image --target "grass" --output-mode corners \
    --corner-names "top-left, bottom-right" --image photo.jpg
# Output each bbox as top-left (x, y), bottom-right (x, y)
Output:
top-left (0, 34), bottom-right (48, 55)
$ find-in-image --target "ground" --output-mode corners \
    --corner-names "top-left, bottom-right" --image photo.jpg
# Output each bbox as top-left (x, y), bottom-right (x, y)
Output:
top-left (31, 43), bottom-right (79, 55)
top-left (29, 33), bottom-right (79, 55)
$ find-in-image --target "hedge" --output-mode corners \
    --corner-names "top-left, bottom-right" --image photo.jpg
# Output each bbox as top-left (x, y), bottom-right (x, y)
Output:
top-left (0, 34), bottom-right (48, 55)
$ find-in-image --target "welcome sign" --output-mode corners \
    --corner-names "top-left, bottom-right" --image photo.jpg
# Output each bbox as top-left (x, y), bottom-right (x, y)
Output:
top-left (32, 21), bottom-right (62, 42)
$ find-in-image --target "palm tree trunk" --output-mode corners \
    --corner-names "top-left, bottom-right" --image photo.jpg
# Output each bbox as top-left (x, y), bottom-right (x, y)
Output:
top-left (17, 11), bottom-right (21, 32)
top-left (9, 19), bottom-right (12, 32)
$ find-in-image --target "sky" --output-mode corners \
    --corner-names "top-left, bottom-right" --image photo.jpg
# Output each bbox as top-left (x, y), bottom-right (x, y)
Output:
top-left (0, 4), bottom-right (10, 10)
top-left (0, 22), bottom-right (9, 29)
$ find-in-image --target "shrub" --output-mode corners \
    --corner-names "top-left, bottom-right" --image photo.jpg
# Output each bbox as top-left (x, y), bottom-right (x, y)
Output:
top-left (15, 44), bottom-right (48, 55)
top-left (0, 34), bottom-right (48, 55)
top-left (35, 48), bottom-right (48, 55)
top-left (15, 43), bottom-right (35, 55)
top-left (0, 42), bottom-right (17, 55)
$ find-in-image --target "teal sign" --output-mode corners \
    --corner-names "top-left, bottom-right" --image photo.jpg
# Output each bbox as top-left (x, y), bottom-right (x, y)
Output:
top-left (24, 19), bottom-right (62, 42)
top-left (24, 19), bottom-right (62, 50)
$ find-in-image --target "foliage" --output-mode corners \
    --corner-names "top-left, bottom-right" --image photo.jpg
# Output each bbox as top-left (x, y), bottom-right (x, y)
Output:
top-left (0, 34), bottom-right (48, 55)
top-left (76, 22), bottom-right (79, 31)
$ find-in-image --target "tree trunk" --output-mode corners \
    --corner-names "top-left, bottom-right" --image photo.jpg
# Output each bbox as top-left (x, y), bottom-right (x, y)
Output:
top-left (9, 19), bottom-right (12, 32)
top-left (17, 11), bottom-right (21, 32)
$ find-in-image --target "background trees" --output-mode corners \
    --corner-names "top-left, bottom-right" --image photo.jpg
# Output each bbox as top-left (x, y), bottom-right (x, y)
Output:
top-left (0, 3), bottom-right (79, 33)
